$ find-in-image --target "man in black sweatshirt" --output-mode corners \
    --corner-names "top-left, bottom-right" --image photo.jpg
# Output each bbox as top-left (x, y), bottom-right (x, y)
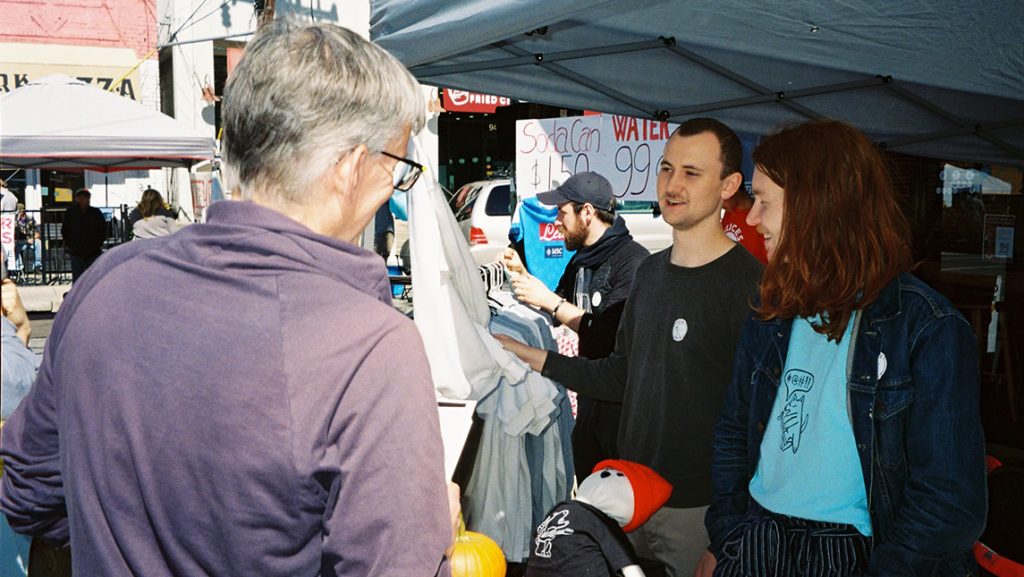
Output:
top-left (502, 171), bottom-right (649, 480)
top-left (498, 118), bottom-right (763, 576)
top-left (61, 188), bottom-right (107, 282)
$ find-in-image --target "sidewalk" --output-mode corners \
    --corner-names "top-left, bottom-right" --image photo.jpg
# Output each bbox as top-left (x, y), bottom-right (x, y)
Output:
top-left (18, 284), bottom-right (72, 313)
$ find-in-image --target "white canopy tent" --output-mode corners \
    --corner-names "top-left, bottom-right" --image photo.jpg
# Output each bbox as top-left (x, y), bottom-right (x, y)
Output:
top-left (0, 74), bottom-right (215, 172)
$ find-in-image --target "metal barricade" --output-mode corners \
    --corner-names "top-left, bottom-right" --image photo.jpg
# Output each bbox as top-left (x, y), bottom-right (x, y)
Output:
top-left (3, 205), bottom-right (130, 285)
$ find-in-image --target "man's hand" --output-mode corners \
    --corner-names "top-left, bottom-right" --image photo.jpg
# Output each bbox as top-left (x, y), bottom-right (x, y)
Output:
top-left (494, 334), bottom-right (549, 373)
top-left (503, 247), bottom-right (563, 314)
top-left (501, 248), bottom-right (526, 276)
top-left (446, 482), bottom-right (461, 553)
top-left (694, 550), bottom-right (717, 577)
top-left (1, 278), bottom-right (31, 345)
top-left (511, 273), bottom-right (561, 312)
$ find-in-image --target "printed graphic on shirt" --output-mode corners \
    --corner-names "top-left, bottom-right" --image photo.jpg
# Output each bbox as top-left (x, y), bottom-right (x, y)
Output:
top-left (724, 222), bottom-right (745, 243)
top-left (573, 267), bottom-right (592, 312)
top-left (535, 509), bottom-right (574, 558)
top-left (877, 352), bottom-right (887, 379)
top-left (672, 318), bottom-right (688, 342)
top-left (778, 369), bottom-right (814, 453)
top-left (545, 246), bottom-right (565, 258)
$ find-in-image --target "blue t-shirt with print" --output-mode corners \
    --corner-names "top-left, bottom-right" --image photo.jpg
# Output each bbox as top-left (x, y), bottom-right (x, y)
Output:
top-left (509, 196), bottom-right (574, 290)
top-left (748, 315), bottom-right (873, 536)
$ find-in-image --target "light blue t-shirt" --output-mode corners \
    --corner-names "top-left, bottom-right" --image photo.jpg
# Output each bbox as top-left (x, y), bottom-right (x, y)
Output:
top-left (509, 197), bottom-right (574, 290)
top-left (1, 315), bottom-right (40, 420)
top-left (749, 314), bottom-right (873, 536)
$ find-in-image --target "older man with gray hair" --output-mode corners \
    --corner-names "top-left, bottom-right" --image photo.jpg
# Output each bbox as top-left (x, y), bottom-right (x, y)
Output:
top-left (1, 22), bottom-right (455, 577)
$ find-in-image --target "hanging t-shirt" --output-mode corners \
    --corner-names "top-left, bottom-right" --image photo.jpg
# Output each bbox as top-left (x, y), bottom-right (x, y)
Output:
top-left (721, 207), bottom-right (767, 264)
top-left (525, 500), bottom-right (637, 577)
top-left (389, 191), bottom-right (408, 221)
top-left (510, 196), bottom-right (575, 290)
top-left (748, 314), bottom-right (873, 536)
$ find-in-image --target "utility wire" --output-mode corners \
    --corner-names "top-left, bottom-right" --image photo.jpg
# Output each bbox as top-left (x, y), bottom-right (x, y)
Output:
top-left (167, 0), bottom-right (211, 43)
top-left (177, 0), bottom-right (235, 40)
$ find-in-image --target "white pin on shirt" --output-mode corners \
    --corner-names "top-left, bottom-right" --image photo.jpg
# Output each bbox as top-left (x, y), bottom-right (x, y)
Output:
top-left (672, 319), bottom-right (688, 342)
top-left (592, 291), bottom-right (602, 307)
top-left (877, 352), bottom-right (887, 380)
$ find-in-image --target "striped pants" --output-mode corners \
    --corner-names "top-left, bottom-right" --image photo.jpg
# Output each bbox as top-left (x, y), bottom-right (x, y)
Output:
top-left (713, 507), bottom-right (871, 577)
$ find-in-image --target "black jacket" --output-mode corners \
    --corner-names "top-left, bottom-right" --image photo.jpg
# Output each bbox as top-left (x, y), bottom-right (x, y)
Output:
top-left (554, 217), bottom-right (648, 359)
top-left (62, 206), bottom-right (107, 257)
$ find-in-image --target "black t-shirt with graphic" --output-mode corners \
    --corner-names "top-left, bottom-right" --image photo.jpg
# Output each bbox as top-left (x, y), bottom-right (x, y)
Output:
top-left (524, 500), bottom-right (637, 577)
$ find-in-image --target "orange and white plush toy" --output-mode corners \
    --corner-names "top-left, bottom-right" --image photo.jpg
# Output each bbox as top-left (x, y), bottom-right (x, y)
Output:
top-left (525, 459), bottom-right (672, 577)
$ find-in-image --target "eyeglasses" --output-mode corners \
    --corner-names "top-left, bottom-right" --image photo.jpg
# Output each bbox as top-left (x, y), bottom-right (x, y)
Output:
top-left (378, 150), bottom-right (424, 192)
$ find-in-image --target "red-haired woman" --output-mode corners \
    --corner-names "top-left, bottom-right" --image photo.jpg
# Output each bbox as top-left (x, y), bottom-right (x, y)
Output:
top-left (702, 120), bottom-right (986, 577)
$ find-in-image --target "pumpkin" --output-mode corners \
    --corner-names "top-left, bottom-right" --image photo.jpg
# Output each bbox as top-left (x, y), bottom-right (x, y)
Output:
top-left (449, 515), bottom-right (506, 577)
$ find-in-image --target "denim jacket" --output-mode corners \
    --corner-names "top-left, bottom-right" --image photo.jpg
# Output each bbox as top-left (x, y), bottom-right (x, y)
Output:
top-left (706, 273), bottom-right (987, 576)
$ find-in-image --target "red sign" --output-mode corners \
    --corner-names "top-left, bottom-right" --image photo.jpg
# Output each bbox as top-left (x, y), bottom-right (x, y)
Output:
top-left (443, 89), bottom-right (511, 113)
top-left (538, 222), bottom-right (565, 242)
top-left (226, 47), bottom-right (245, 78)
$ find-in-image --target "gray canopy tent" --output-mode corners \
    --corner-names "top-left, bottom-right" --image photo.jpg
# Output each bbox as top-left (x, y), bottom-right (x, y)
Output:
top-left (372, 0), bottom-right (1024, 167)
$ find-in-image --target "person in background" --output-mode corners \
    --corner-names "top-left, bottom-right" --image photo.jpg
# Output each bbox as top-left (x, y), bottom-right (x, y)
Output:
top-left (15, 204), bottom-right (42, 273)
top-left (703, 119), bottom-right (986, 577)
top-left (132, 188), bottom-right (183, 239)
top-left (1, 261), bottom-right (39, 420)
top-left (502, 171), bottom-right (649, 480)
top-left (720, 189), bottom-right (766, 264)
top-left (60, 188), bottom-right (106, 282)
top-left (0, 180), bottom-right (16, 212)
top-left (127, 187), bottom-right (178, 228)
top-left (0, 263), bottom-right (40, 577)
top-left (2, 21), bottom-right (457, 577)
top-left (373, 201), bottom-right (395, 261)
top-left (498, 118), bottom-right (764, 576)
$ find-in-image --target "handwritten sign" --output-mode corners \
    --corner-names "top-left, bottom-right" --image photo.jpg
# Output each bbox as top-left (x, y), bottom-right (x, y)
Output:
top-left (516, 114), bottom-right (677, 202)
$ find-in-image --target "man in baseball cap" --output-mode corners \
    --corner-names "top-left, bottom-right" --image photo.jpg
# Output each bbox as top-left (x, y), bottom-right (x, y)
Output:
top-left (536, 171), bottom-right (617, 214)
top-left (503, 170), bottom-right (649, 481)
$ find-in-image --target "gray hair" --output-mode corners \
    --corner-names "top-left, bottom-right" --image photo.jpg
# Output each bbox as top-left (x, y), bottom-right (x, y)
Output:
top-left (221, 22), bottom-right (424, 203)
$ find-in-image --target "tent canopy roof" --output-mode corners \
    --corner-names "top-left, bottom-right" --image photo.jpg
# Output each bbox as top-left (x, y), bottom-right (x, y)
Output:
top-left (372, 0), bottom-right (1024, 167)
top-left (1, 74), bottom-right (215, 171)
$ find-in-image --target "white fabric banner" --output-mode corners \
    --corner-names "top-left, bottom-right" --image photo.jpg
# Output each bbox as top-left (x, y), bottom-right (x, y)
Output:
top-left (408, 133), bottom-right (502, 400)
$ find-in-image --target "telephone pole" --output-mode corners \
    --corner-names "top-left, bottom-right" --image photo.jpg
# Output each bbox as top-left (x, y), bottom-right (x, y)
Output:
top-left (256, 0), bottom-right (276, 29)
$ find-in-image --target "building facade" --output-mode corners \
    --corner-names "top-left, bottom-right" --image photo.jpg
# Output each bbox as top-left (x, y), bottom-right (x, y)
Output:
top-left (1, 0), bottom-right (162, 212)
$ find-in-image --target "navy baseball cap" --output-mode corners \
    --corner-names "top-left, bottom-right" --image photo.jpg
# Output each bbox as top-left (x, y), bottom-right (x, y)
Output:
top-left (536, 172), bottom-right (616, 212)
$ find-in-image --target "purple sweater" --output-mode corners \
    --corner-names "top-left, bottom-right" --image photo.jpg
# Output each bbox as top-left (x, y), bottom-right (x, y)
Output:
top-left (1, 201), bottom-right (452, 576)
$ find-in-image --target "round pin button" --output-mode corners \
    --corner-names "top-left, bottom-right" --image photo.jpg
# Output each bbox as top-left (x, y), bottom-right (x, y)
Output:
top-left (672, 318), bottom-right (688, 342)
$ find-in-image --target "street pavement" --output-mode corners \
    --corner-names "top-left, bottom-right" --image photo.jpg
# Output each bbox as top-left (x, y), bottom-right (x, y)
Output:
top-left (18, 284), bottom-right (70, 314)
top-left (17, 284), bottom-right (65, 356)
top-left (25, 313), bottom-right (53, 356)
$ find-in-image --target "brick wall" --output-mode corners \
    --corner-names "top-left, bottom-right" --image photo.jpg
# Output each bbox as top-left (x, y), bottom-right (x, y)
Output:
top-left (0, 0), bottom-right (157, 59)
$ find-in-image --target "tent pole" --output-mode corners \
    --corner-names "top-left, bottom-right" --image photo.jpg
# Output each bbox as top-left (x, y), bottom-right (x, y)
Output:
top-left (105, 174), bottom-right (109, 207)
